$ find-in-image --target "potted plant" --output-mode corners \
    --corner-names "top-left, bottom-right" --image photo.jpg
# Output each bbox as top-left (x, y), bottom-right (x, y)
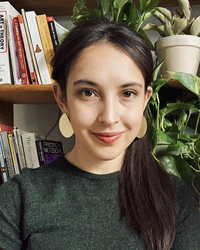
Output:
top-left (71, 0), bottom-right (159, 50)
top-left (147, 65), bottom-right (200, 196)
top-left (143, 0), bottom-right (200, 81)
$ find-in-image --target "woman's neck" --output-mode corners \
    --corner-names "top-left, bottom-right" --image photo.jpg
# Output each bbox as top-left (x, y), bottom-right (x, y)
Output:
top-left (65, 148), bottom-right (124, 175)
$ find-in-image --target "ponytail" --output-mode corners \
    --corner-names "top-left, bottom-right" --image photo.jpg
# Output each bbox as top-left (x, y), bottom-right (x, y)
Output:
top-left (119, 136), bottom-right (178, 250)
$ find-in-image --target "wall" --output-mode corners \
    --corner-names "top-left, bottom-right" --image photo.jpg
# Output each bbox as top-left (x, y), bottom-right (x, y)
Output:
top-left (14, 6), bottom-right (200, 154)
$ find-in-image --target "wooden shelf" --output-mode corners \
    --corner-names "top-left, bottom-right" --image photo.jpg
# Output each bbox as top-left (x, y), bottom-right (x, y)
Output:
top-left (8, 0), bottom-right (200, 17)
top-left (0, 84), bottom-right (56, 104)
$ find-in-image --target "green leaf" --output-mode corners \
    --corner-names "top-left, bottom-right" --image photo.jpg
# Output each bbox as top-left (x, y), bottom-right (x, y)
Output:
top-left (167, 141), bottom-right (185, 152)
top-left (168, 72), bottom-right (200, 98)
top-left (189, 15), bottom-right (200, 36)
top-left (113, 0), bottom-right (131, 21)
top-left (147, 123), bottom-right (158, 150)
top-left (177, 0), bottom-right (191, 20)
top-left (137, 28), bottom-right (154, 51)
top-left (172, 18), bottom-right (187, 35)
top-left (126, 3), bottom-right (139, 27)
top-left (164, 22), bottom-right (174, 36)
top-left (152, 61), bottom-right (165, 81)
top-left (194, 139), bottom-right (200, 155)
top-left (160, 155), bottom-right (193, 185)
top-left (71, 0), bottom-right (102, 25)
top-left (99, 0), bottom-right (110, 15)
top-left (72, 0), bottom-right (86, 15)
top-left (159, 155), bottom-right (182, 180)
top-left (140, 0), bottom-right (159, 13)
top-left (156, 7), bottom-right (172, 22)
top-left (158, 130), bottom-right (178, 144)
top-left (160, 102), bottom-right (197, 118)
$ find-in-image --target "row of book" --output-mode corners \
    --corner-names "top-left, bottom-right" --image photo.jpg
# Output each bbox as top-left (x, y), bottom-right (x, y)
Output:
top-left (0, 124), bottom-right (64, 185)
top-left (0, 1), bottom-right (68, 85)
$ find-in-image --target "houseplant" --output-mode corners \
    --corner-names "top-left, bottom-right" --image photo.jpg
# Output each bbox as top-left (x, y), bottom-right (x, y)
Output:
top-left (143, 0), bottom-right (200, 80)
top-left (147, 65), bottom-right (200, 195)
top-left (71, 0), bottom-right (159, 50)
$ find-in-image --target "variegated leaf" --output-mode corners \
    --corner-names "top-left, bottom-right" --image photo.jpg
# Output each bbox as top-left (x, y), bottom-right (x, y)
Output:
top-left (172, 18), bottom-right (187, 34)
top-left (156, 7), bottom-right (172, 21)
top-left (177, 0), bottom-right (191, 19)
top-left (164, 22), bottom-right (174, 36)
top-left (189, 15), bottom-right (200, 36)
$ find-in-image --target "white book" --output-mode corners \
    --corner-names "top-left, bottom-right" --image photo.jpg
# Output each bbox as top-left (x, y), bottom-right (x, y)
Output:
top-left (54, 20), bottom-right (68, 41)
top-left (0, 136), bottom-right (9, 182)
top-left (0, 2), bottom-right (21, 85)
top-left (13, 128), bottom-right (27, 170)
top-left (24, 10), bottom-right (51, 84)
top-left (0, 9), bottom-right (11, 84)
top-left (22, 132), bottom-right (45, 169)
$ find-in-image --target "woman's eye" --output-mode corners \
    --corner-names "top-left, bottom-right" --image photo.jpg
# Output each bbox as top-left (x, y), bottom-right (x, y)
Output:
top-left (122, 91), bottom-right (136, 98)
top-left (81, 89), bottom-right (95, 97)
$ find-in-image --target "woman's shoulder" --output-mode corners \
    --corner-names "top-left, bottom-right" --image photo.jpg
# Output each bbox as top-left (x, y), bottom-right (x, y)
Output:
top-left (0, 155), bottom-right (68, 192)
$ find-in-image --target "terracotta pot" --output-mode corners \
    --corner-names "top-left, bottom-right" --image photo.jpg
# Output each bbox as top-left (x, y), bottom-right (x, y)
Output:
top-left (155, 35), bottom-right (200, 86)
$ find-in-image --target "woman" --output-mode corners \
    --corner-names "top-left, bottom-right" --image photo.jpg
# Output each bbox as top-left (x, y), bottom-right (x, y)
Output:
top-left (0, 18), bottom-right (200, 250)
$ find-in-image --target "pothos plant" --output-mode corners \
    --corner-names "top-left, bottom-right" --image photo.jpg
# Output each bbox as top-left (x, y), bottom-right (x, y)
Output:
top-left (71, 0), bottom-right (159, 50)
top-left (147, 66), bottom-right (200, 195)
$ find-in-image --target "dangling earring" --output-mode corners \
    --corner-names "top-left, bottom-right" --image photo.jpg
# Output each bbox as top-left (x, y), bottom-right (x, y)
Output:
top-left (59, 113), bottom-right (74, 138)
top-left (137, 116), bottom-right (147, 139)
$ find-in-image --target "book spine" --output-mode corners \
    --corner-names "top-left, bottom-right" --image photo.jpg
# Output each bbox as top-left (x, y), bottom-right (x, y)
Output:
top-left (0, 10), bottom-right (12, 84)
top-left (22, 133), bottom-right (40, 169)
top-left (5, 2), bottom-right (21, 85)
top-left (0, 132), bottom-right (15, 178)
top-left (0, 136), bottom-right (9, 182)
top-left (25, 11), bottom-right (51, 84)
top-left (8, 132), bottom-right (20, 174)
top-left (36, 14), bottom-right (54, 84)
top-left (13, 17), bottom-right (30, 85)
top-left (53, 19), bottom-right (68, 41)
top-left (18, 14), bottom-right (38, 85)
top-left (36, 140), bottom-right (45, 166)
top-left (46, 16), bottom-right (59, 52)
top-left (13, 128), bottom-right (26, 169)
top-left (42, 140), bottom-right (63, 164)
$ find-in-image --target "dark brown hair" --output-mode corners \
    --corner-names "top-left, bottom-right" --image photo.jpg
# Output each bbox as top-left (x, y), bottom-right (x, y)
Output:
top-left (52, 18), bottom-right (178, 250)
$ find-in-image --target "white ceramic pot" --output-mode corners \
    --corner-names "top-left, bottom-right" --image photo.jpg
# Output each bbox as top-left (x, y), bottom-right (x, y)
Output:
top-left (155, 35), bottom-right (200, 81)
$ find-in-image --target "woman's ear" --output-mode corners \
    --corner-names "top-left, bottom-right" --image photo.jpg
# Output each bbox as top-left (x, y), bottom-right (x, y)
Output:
top-left (143, 86), bottom-right (153, 111)
top-left (53, 82), bottom-right (68, 113)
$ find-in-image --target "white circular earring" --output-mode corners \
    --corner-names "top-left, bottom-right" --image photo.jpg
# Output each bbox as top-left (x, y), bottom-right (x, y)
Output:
top-left (59, 113), bottom-right (74, 138)
top-left (137, 116), bottom-right (147, 139)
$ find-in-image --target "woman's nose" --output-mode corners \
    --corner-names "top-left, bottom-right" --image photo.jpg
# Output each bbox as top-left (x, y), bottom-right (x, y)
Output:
top-left (97, 98), bottom-right (120, 126)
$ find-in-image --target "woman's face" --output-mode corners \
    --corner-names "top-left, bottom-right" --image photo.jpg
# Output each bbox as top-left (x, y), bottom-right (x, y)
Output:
top-left (57, 43), bottom-right (152, 168)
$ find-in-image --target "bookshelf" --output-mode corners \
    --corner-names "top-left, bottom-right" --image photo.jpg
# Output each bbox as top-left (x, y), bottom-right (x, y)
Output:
top-left (0, 84), bottom-right (55, 126)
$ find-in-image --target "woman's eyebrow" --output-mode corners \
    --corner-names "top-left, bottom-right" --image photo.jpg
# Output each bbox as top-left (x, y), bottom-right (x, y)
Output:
top-left (121, 83), bottom-right (143, 88)
top-left (73, 79), bottom-right (96, 86)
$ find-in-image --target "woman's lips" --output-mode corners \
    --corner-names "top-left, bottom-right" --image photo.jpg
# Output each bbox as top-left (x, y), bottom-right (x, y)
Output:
top-left (93, 132), bottom-right (122, 144)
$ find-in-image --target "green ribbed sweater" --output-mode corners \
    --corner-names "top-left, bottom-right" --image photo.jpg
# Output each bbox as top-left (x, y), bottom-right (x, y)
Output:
top-left (0, 155), bottom-right (200, 250)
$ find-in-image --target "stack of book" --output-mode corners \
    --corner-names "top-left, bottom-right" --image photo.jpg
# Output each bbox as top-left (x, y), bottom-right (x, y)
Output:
top-left (0, 124), bottom-right (64, 185)
top-left (0, 1), bottom-right (68, 85)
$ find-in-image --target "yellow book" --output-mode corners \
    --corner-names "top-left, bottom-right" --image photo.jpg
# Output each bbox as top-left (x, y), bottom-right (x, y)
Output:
top-left (8, 132), bottom-right (20, 174)
top-left (36, 14), bottom-right (55, 83)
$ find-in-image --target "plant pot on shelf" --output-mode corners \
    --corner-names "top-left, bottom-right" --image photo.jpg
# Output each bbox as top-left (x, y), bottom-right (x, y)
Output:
top-left (155, 35), bottom-right (200, 88)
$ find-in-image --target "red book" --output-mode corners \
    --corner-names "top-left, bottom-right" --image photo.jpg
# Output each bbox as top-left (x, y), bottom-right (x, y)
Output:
top-left (13, 17), bottom-right (30, 85)
top-left (17, 14), bottom-right (38, 85)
